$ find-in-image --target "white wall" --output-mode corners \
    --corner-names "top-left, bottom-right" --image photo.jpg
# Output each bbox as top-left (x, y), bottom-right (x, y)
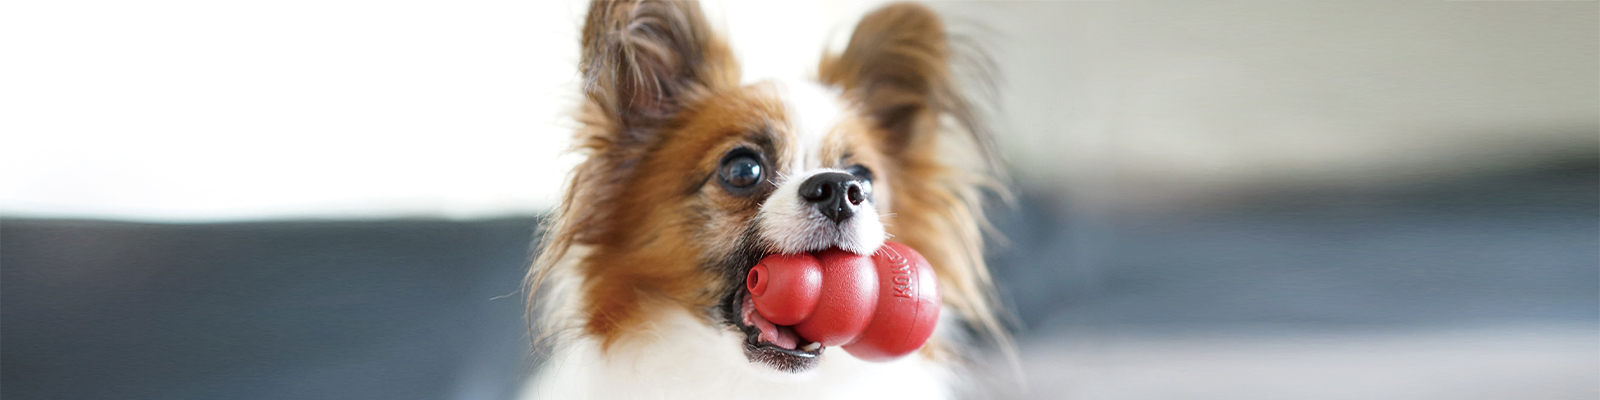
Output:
top-left (2, 0), bottom-right (586, 221)
top-left (0, 0), bottom-right (895, 221)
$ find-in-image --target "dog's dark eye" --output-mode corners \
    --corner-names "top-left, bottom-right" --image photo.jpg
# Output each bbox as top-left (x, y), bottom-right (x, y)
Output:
top-left (721, 155), bottom-right (763, 189)
top-left (846, 164), bottom-right (873, 183)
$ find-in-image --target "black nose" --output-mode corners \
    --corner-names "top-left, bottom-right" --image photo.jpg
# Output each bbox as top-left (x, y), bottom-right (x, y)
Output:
top-left (799, 172), bottom-right (868, 224)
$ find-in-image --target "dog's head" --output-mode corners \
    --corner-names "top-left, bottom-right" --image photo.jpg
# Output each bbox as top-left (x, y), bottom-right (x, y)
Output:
top-left (531, 0), bottom-right (1004, 373)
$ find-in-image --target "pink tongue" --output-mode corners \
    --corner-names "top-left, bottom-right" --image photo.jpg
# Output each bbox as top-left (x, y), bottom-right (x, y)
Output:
top-left (741, 294), bottom-right (798, 349)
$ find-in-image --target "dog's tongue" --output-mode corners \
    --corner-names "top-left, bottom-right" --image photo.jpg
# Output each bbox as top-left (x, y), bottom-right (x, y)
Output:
top-left (745, 243), bottom-right (941, 362)
top-left (740, 294), bottom-right (799, 349)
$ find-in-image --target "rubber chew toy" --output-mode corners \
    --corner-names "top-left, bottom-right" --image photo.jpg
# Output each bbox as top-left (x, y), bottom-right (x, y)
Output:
top-left (745, 242), bottom-right (940, 362)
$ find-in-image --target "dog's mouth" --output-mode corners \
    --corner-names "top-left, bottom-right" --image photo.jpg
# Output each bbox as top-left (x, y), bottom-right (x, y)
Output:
top-left (721, 250), bottom-right (825, 373)
top-left (730, 284), bottom-right (824, 373)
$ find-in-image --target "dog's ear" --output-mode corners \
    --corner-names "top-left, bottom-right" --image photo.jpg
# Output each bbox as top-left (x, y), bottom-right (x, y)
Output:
top-left (818, 3), bottom-right (954, 154)
top-left (581, 0), bottom-right (737, 132)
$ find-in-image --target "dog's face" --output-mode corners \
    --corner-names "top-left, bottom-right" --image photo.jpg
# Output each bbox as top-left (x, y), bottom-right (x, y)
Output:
top-left (533, 0), bottom-right (1002, 374)
top-left (637, 78), bottom-right (893, 371)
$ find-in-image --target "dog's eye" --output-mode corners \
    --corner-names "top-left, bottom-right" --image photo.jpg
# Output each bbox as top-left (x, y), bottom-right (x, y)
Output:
top-left (720, 155), bottom-right (763, 189)
top-left (846, 164), bottom-right (873, 183)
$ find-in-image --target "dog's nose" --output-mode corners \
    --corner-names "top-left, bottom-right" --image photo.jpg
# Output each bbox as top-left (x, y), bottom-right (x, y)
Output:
top-left (799, 172), bottom-right (868, 224)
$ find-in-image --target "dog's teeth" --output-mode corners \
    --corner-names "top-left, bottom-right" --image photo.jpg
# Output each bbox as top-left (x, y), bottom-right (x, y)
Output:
top-left (801, 342), bottom-right (821, 352)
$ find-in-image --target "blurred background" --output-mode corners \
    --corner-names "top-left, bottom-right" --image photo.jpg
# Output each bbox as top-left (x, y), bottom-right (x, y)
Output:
top-left (2, 1), bottom-right (1595, 399)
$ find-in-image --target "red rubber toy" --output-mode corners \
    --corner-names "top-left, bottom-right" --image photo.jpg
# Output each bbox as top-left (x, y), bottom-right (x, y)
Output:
top-left (841, 242), bottom-right (941, 361)
top-left (746, 253), bottom-right (822, 326)
top-left (744, 242), bottom-right (941, 361)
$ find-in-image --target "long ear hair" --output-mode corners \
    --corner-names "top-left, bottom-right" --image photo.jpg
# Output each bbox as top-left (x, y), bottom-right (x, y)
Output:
top-left (818, 2), bottom-right (1015, 362)
top-left (525, 0), bottom-right (737, 348)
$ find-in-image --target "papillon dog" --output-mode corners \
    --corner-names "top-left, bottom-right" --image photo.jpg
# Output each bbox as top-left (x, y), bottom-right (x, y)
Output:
top-left (524, 1), bottom-right (1008, 398)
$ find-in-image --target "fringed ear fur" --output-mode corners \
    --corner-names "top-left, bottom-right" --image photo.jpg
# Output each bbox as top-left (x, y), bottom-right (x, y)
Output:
top-left (819, 3), bottom-right (996, 156)
top-left (581, 0), bottom-right (738, 133)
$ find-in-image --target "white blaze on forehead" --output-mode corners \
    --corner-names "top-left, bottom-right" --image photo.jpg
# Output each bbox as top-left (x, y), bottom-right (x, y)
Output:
top-left (773, 79), bottom-right (845, 172)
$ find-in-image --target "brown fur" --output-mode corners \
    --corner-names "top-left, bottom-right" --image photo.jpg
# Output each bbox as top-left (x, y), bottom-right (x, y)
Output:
top-left (528, 0), bottom-right (1009, 360)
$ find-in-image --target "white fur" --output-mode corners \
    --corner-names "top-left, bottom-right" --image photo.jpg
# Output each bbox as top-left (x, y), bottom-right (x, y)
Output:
top-left (775, 79), bottom-right (843, 172)
top-left (522, 307), bottom-right (952, 400)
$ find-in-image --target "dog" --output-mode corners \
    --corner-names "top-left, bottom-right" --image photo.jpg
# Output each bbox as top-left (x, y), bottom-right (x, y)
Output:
top-left (524, 1), bottom-right (1008, 398)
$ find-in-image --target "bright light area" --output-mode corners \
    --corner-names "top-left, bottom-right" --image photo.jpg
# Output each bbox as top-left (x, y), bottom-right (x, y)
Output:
top-left (13, 1), bottom-right (1587, 222)
top-left (0, 0), bottom-right (881, 222)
